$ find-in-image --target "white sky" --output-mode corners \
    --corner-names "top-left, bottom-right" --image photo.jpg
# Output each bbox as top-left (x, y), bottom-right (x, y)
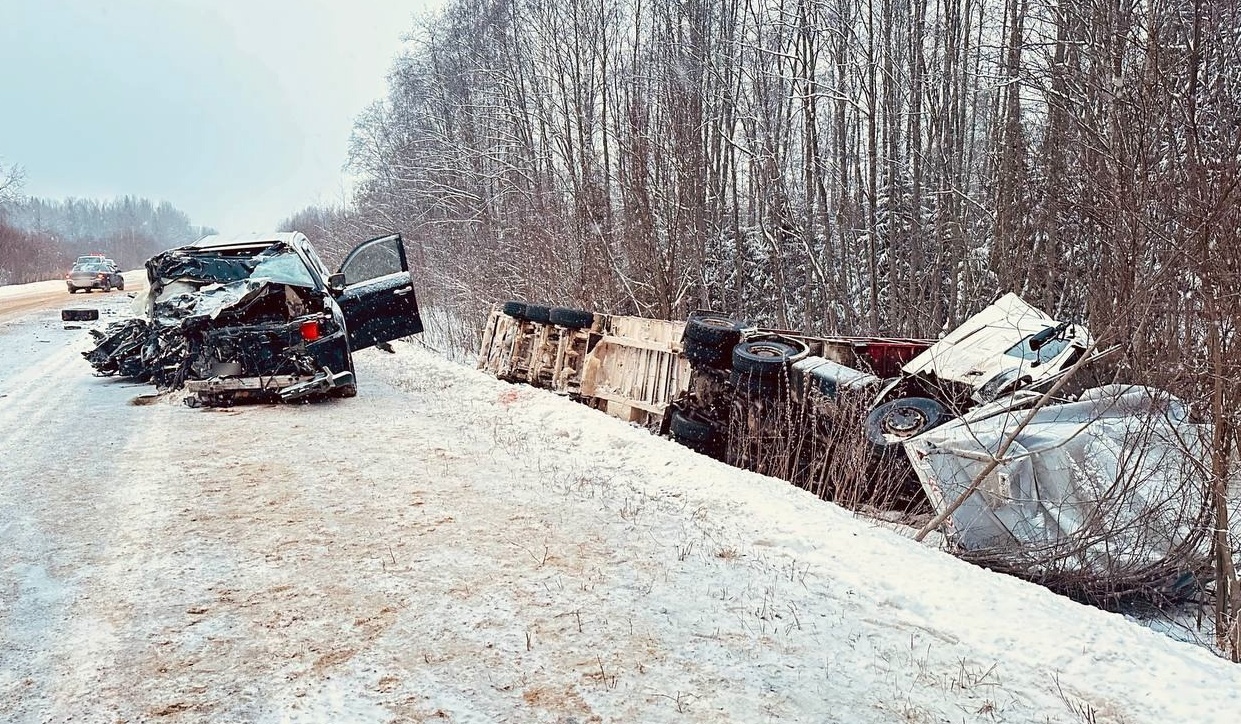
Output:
top-left (0, 0), bottom-right (442, 235)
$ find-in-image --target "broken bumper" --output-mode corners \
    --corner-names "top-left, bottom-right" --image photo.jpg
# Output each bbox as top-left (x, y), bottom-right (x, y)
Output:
top-left (184, 367), bottom-right (356, 406)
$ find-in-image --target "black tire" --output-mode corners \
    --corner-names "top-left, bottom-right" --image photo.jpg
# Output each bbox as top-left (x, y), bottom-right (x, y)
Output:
top-left (549, 306), bottom-right (594, 329)
top-left (68, 287), bottom-right (77, 294)
top-left (502, 300), bottom-right (527, 319)
top-left (525, 304), bottom-right (552, 324)
top-left (682, 313), bottom-right (744, 369)
top-left (864, 397), bottom-right (950, 448)
top-left (732, 339), bottom-right (799, 376)
top-left (669, 408), bottom-right (720, 455)
top-left (117, 278), bottom-right (125, 291)
top-left (83, 288), bottom-right (92, 294)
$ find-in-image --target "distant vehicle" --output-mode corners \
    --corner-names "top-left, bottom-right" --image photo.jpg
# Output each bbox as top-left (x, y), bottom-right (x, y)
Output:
top-left (66, 262), bottom-right (125, 293)
top-left (83, 231), bottom-right (424, 405)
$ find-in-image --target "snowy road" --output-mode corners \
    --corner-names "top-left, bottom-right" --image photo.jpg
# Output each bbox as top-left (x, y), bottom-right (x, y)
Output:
top-left (2, 288), bottom-right (1241, 723)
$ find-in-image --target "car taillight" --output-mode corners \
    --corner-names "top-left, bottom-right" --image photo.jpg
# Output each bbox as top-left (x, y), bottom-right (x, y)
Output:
top-left (300, 320), bottom-right (321, 342)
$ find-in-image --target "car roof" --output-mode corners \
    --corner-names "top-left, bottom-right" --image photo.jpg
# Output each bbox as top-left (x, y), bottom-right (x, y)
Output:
top-left (190, 232), bottom-right (305, 250)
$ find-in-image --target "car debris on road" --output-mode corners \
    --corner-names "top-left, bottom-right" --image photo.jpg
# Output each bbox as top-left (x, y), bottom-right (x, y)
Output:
top-left (82, 231), bottom-right (423, 406)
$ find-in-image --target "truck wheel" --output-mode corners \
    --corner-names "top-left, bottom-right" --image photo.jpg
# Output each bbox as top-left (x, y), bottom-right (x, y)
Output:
top-left (502, 300), bottom-right (527, 319)
top-left (864, 397), bottom-right (949, 447)
top-left (525, 304), bottom-right (552, 324)
top-left (732, 339), bottom-right (798, 376)
top-left (669, 408), bottom-right (719, 454)
top-left (682, 313), bottom-right (743, 369)
top-left (549, 307), bottom-right (594, 329)
top-left (730, 339), bottom-right (800, 396)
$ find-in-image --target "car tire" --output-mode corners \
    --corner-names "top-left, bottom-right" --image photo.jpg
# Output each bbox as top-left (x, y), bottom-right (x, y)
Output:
top-left (117, 278), bottom-right (125, 291)
top-left (83, 288), bottom-right (92, 294)
top-left (864, 396), bottom-right (950, 448)
top-left (332, 384), bottom-right (358, 399)
top-left (502, 300), bottom-right (527, 319)
top-left (549, 306), bottom-right (594, 329)
top-left (68, 287), bottom-right (76, 294)
top-left (525, 304), bottom-right (552, 325)
top-left (682, 313), bottom-right (744, 369)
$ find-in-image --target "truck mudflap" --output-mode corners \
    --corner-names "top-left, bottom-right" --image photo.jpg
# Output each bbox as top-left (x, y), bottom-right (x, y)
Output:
top-left (184, 367), bottom-right (355, 407)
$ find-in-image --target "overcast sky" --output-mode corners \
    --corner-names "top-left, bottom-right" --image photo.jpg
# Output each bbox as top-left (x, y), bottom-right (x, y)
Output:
top-left (0, 0), bottom-right (441, 235)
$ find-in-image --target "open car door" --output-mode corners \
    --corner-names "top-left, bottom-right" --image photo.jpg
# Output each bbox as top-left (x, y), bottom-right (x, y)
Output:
top-left (336, 234), bottom-right (424, 351)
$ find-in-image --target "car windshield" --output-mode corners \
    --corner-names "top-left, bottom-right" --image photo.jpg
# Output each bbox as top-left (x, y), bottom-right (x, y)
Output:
top-left (1005, 332), bottom-right (1071, 365)
top-left (248, 250), bottom-right (316, 287)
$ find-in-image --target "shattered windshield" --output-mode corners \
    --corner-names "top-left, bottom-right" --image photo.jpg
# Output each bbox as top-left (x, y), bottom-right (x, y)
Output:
top-left (249, 251), bottom-right (315, 287)
top-left (150, 242), bottom-right (318, 288)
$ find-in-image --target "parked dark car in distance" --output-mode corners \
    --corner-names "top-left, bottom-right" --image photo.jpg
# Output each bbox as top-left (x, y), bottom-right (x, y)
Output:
top-left (67, 261), bottom-right (124, 293)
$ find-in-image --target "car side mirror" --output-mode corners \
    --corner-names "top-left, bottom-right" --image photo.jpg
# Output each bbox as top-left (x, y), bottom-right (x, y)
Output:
top-left (328, 273), bottom-right (347, 293)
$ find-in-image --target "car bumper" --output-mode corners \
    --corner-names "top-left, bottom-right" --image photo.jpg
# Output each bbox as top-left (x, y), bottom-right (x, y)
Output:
top-left (183, 367), bottom-right (355, 406)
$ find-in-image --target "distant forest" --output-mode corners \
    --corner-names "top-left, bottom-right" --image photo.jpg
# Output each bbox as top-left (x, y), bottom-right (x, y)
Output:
top-left (283, 0), bottom-right (1238, 392)
top-left (0, 166), bottom-right (208, 285)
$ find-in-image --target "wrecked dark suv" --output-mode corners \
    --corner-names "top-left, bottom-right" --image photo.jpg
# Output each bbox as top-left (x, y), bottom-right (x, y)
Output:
top-left (84, 232), bottom-right (423, 405)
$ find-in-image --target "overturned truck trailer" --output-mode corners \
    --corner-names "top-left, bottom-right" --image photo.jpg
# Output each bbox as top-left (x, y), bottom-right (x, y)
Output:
top-left (479, 296), bottom-right (1214, 605)
top-left (478, 301), bottom-right (935, 509)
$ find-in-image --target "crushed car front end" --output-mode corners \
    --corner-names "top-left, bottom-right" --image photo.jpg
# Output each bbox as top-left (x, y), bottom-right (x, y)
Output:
top-left (85, 237), bottom-right (356, 405)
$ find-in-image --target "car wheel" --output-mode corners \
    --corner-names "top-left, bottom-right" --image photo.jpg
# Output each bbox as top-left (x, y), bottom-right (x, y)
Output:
top-left (117, 278), bottom-right (125, 291)
top-left (102, 282), bottom-right (112, 292)
top-left (502, 300), bottom-right (527, 319)
top-left (525, 304), bottom-right (552, 325)
top-left (68, 287), bottom-right (76, 294)
top-left (864, 397), bottom-right (950, 447)
top-left (549, 306), bottom-right (594, 329)
top-left (83, 288), bottom-right (92, 294)
top-left (331, 384), bottom-right (358, 399)
top-left (682, 313), bottom-right (744, 369)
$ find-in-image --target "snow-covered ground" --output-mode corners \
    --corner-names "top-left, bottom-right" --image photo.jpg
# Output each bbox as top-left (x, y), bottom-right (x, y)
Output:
top-left (2, 281), bottom-right (1240, 723)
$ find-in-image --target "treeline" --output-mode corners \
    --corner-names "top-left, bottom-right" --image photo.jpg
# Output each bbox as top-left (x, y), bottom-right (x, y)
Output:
top-left (283, 0), bottom-right (1241, 652)
top-left (0, 194), bottom-right (209, 285)
top-left (289, 0), bottom-right (1237, 376)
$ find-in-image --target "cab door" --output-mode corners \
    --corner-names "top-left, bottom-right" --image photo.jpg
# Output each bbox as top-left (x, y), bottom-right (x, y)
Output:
top-left (336, 234), bottom-right (424, 350)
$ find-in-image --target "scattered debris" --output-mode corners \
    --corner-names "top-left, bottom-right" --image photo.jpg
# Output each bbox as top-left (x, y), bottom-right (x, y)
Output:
top-left (61, 308), bottom-right (99, 322)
